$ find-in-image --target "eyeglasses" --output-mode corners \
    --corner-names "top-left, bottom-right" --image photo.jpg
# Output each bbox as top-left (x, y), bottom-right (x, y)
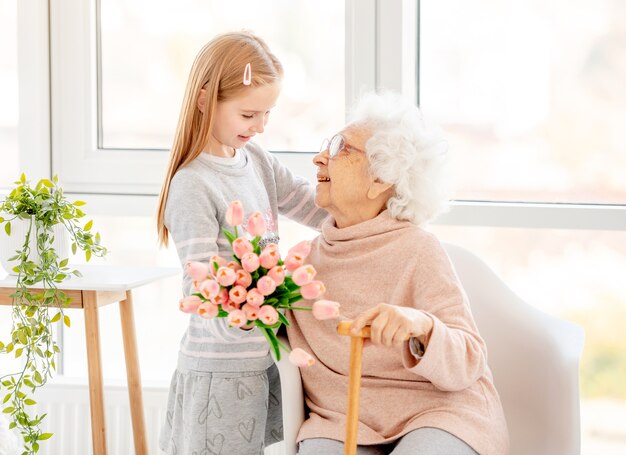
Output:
top-left (320, 134), bottom-right (364, 158)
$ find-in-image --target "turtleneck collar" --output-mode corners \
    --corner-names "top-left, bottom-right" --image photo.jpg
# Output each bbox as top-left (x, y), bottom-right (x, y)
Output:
top-left (320, 210), bottom-right (415, 245)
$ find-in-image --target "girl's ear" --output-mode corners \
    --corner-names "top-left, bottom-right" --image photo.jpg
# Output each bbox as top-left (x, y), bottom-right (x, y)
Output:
top-left (197, 89), bottom-right (207, 113)
top-left (367, 179), bottom-right (393, 200)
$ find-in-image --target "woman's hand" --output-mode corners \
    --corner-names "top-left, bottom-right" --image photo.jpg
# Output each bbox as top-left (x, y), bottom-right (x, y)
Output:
top-left (351, 303), bottom-right (434, 347)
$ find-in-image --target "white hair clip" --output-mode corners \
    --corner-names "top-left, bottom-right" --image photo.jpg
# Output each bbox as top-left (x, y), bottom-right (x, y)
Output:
top-left (243, 63), bottom-right (252, 85)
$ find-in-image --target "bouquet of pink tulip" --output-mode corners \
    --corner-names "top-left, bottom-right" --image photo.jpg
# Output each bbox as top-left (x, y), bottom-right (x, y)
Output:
top-left (179, 201), bottom-right (340, 366)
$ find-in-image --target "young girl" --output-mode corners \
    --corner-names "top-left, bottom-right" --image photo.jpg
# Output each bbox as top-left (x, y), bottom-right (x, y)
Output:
top-left (156, 31), bottom-right (327, 455)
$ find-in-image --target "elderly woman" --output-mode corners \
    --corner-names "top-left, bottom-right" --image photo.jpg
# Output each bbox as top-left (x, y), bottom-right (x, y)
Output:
top-left (286, 92), bottom-right (509, 455)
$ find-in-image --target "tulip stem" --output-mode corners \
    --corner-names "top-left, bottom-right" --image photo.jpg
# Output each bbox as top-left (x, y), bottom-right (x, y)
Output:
top-left (277, 338), bottom-right (290, 352)
top-left (258, 326), bottom-right (281, 360)
top-left (285, 306), bottom-right (312, 311)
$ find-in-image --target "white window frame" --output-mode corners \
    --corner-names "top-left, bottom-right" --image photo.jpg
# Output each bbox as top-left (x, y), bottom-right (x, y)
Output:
top-left (49, 0), bottom-right (167, 194)
top-left (47, 0), bottom-right (379, 194)
top-left (12, 0), bottom-right (625, 231)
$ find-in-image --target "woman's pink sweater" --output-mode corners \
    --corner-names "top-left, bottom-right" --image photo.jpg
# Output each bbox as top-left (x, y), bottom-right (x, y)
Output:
top-left (286, 211), bottom-right (509, 454)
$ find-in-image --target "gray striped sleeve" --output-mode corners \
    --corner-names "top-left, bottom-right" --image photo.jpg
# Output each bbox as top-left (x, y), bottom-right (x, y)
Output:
top-left (165, 169), bottom-right (219, 297)
top-left (165, 169), bottom-right (261, 342)
top-left (267, 152), bottom-right (328, 230)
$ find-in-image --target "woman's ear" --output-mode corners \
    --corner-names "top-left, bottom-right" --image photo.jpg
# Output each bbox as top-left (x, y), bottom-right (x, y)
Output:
top-left (367, 179), bottom-right (394, 200)
top-left (197, 89), bottom-right (207, 113)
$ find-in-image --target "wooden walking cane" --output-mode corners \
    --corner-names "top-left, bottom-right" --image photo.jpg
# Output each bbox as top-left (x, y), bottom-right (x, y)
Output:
top-left (337, 320), bottom-right (371, 455)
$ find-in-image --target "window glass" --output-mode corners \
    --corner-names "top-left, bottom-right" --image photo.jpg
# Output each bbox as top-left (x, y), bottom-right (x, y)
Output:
top-left (99, 0), bottom-right (345, 152)
top-left (0, 0), bottom-right (19, 187)
top-left (0, 1), bottom-right (20, 375)
top-left (420, 0), bottom-right (626, 204)
top-left (430, 224), bottom-right (626, 453)
top-left (60, 215), bottom-right (183, 381)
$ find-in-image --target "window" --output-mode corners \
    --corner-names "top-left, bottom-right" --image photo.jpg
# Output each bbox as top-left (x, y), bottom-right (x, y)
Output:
top-left (49, 0), bottom-right (362, 380)
top-left (421, 1), bottom-right (626, 452)
top-left (99, 0), bottom-right (345, 153)
top-left (420, 0), bottom-right (626, 204)
top-left (0, 0), bottom-right (19, 188)
top-left (0, 1), bottom-right (20, 376)
top-left (51, 0), bottom-right (366, 193)
top-left (58, 215), bottom-right (184, 381)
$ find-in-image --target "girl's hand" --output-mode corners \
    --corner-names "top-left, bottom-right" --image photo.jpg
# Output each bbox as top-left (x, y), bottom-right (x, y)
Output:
top-left (351, 303), bottom-right (433, 347)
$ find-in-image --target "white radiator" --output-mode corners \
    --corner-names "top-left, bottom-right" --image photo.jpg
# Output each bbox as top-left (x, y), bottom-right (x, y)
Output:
top-left (24, 379), bottom-right (285, 455)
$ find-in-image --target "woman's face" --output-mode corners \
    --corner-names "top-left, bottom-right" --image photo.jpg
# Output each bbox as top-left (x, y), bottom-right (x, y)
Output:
top-left (313, 126), bottom-right (376, 225)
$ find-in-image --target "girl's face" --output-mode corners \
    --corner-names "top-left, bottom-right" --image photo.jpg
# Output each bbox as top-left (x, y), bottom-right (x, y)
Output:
top-left (207, 82), bottom-right (281, 156)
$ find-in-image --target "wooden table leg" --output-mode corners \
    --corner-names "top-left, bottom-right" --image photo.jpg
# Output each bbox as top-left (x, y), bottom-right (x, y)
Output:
top-left (84, 290), bottom-right (108, 455)
top-left (119, 290), bottom-right (148, 455)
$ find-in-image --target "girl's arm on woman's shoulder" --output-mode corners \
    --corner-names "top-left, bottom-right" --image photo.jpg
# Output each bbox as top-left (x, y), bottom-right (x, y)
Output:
top-left (265, 151), bottom-right (328, 230)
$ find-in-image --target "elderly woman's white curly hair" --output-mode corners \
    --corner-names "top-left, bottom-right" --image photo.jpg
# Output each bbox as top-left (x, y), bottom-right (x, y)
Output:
top-left (348, 91), bottom-right (450, 226)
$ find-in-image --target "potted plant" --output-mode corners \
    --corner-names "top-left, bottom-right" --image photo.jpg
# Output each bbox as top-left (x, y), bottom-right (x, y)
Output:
top-left (0, 174), bottom-right (107, 454)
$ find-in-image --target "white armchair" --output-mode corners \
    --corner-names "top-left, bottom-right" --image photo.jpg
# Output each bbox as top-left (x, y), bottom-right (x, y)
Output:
top-left (274, 243), bottom-right (584, 455)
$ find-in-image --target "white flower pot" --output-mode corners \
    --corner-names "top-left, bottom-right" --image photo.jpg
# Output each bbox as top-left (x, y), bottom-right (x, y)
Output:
top-left (0, 216), bottom-right (71, 276)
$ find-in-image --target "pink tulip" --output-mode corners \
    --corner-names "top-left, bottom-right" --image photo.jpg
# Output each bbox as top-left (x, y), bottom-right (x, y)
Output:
top-left (233, 237), bottom-right (254, 259)
top-left (284, 253), bottom-right (304, 272)
top-left (268, 266), bottom-right (285, 286)
top-left (300, 280), bottom-right (326, 300)
top-left (312, 300), bottom-right (341, 320)
top-left (226, 200), bottom-right (244, 226)
top-left (259, 245), bottom-right (280, 269)
top-left (199, 279), bottom-right (220, 300)
top-left (179, 295), bottom-right (202, 314)
top-left (229, 285), bottom-right (248, 304)
top-left (288, 240), bottom-right (312, 260)
top-left (258, 305), bottom-right (279, 325)
top-left (242, 304), bottom-right (259, 321)
top-left (185, 261), bottom-right (210, 282)
top-left (262, 243), bottom-right (279, 254)
top-left (213, 288), bottom-right (229, 306)
top-left (235, 269), bottom-right (252, 288)
top-left (227, 261), bottom-right (242, 271)
top-left (227, 309), bottom-right (247, 327)
top-left (257, 276), bottom-right (277, 296)
top-left (289, 348), bottom-right (316, 368)
top-left (245, 212), bottom-right (266, 237)
top-left (197, 302), bottom-right (218, 319)
top-left (246, 288), bottom-right (265, 307)
top-left (292, 265), bottom-right (317, 286)
top-left (241, 252), bottom-right (260, 273)
top-left (209, 255), bottom-right (228, 275)
top-left (222, 300), bottom-right (241, 313)
top-left (216, 266), bottom-right (237, 286)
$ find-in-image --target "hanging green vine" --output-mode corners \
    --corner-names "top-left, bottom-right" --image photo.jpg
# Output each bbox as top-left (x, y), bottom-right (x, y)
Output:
top-left (0, 174), bottom-right (107, 454)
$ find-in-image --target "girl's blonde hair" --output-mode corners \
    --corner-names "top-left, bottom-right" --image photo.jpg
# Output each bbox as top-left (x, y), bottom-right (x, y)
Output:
top-left (156, 31), bottom-right (283, 246)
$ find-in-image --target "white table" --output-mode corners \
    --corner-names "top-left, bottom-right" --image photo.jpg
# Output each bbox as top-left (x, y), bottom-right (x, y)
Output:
top-left (0, 264), bottom-right (180, 455)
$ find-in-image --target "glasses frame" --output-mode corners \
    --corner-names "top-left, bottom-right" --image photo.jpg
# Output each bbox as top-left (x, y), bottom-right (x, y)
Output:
top-left (320, 134), bottom-right (365, 158)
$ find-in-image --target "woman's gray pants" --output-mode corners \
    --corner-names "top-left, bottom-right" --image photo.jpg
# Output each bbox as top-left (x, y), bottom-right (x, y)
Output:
top-left (296, 427), bottom-right (479, 455)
